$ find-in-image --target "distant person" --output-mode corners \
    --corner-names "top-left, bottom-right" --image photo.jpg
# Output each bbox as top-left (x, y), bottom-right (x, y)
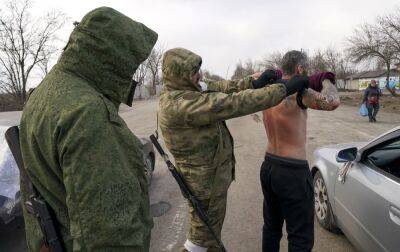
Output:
top-left (19, 7), bottom-right (158, 251)
top-left (363, 79), bottom-right (381, 122)
top-left (261, 50), bottom-right (340, 252)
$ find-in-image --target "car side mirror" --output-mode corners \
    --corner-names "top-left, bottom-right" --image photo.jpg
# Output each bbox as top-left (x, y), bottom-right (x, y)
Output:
top-left (336, 147), bottom-right (358, 163)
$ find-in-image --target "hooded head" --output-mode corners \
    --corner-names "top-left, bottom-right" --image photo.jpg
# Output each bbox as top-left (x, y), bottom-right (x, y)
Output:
top-left (58, 7), bottom-right (158, 106)
top-left (162, 48), bottom-right (202, 91)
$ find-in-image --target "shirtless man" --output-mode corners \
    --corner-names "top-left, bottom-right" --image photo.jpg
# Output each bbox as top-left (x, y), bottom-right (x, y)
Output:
top-left (260, 50), bottom-right (340, 252)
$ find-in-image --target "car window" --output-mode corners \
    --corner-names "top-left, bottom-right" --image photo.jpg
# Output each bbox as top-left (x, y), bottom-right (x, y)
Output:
top-left (365, 137), bottom-right (400, 179)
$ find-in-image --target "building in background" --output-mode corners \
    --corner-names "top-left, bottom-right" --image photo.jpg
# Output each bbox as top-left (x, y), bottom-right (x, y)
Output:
top-left (342, 69), bottom-right (400, 91)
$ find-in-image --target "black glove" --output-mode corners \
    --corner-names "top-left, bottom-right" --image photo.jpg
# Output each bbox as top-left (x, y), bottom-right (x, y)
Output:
top-left (252, 70), bottom-right (278, 89)
top-left (281, 75), bottom-right (309, 96)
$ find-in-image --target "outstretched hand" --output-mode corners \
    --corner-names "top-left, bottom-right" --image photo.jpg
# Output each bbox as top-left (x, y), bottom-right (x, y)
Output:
top-left (252, 69), bottom-right (282, 89)
top-left (251, 72), bottom-right (262, 80)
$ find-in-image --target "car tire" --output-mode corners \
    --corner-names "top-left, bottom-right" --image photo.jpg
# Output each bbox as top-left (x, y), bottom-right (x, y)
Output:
top-left (144, 154), bottom-right (154, 185)
top-left (313, 170), bottom-right (341, 234)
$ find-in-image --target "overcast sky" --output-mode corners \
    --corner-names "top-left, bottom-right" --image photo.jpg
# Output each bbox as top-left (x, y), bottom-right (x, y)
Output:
top-left (30, 0), bottom-right (399, 78)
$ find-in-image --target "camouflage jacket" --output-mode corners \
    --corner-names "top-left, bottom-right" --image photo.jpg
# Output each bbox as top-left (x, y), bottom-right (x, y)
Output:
top-left (19, 7), bottom-right (157, 251)
top-left (159, 48), bottom-right (286, 185)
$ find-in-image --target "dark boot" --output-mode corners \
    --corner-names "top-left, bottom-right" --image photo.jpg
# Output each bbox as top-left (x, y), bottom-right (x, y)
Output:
top-left (372, 106), bottom-right (379, 122)
top-left (367, 106), bottom-right (374, 123)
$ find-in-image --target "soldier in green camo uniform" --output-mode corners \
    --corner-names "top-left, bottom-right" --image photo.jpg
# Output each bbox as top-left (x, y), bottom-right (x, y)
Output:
top-left (159, 48), bottom-right (309, 251)
top-left (19, 7), bottom-right (157, 251)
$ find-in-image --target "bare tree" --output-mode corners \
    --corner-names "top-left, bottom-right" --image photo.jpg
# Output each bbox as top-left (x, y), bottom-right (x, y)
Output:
top-left (0, 0), bottom-right (66, 107)
top-left (146, 44), bottom-right (164, 96)
top-left (377, 9), bottom-right (400, 61)
top-left (337, 57), bottom-right (357, 90)
top-left (324, 48), bottom-right (341, 74)
top-left (231, 59), bottom-right (256, 80)
top-left (244, 59), bottom-right (256, 74)
top-left (203, 69), bottom-right (224, 81)
top-left (132, 44), bottom-right (164, 98)
top-left (262, 51), bottom-right (283, 69)
top-left (309, 49), bottom-right (328, 74)
top-left (231, 61), bottom-right (245, 80)
top-left (347, 23), bottom-right (397, 95)
top-left (132, 60), bottom-right (148, 99)
top-left (322, 48), bottom-right (357, 89)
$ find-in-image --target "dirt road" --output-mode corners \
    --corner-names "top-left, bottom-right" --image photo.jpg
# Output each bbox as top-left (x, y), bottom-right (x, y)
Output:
top-left (1, 99), bottom-right (399, 251)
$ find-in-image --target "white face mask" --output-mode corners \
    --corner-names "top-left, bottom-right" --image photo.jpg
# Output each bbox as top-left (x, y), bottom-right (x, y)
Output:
top-left (199, 81), bottom-right (208, 92)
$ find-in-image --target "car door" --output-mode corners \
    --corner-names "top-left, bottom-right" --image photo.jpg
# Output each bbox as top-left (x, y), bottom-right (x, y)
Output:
top-left (334, 137), bottom-right (400, 252)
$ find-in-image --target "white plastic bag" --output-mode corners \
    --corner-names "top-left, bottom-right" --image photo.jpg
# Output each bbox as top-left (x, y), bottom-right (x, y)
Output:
top-left (359, 103), bottom-right (368, 117)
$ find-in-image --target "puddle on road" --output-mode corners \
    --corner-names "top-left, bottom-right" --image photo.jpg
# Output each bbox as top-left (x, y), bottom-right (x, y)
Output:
top-left (150, 201), bottom-right (171, 217)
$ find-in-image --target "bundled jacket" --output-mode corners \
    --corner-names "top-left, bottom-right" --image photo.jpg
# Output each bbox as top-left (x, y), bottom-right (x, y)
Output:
top-left (158, 48), bottom-right (286, 201)
top-left (363, 85), bottom-right (381, 105)
top-left (19, 7), bottom-right (157, 251)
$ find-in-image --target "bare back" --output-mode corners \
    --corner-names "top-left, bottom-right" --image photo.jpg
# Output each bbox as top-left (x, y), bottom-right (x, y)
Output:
top-left (262, 78), bottom-right (340, 160)
top-left (263, 95), bottom-right (308, 160)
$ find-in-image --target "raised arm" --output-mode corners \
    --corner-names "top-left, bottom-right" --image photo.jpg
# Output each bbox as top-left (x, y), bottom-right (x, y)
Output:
top-left (161, 84), bottom-right (286, 127)
top-left (302, 79), bottom-right (340, 111)
top-left (205, 76), bottom-right (254, 94)
top-left (204, 70), bottom-right (275, 94)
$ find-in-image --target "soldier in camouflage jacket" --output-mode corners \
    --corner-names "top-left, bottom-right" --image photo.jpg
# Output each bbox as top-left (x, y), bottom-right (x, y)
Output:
top-left (20, 7), bottom-right (157, 251)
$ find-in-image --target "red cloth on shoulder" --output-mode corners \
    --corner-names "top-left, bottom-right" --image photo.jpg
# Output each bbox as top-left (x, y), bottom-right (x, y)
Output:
top-left (309, 72), bottom-right (336, 92)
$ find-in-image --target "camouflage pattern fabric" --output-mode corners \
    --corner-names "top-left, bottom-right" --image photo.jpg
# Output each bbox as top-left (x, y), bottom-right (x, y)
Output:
top-left (159, 48), bottom-right (287, 251)
top-left (19, 7), bottom-right (157, 251)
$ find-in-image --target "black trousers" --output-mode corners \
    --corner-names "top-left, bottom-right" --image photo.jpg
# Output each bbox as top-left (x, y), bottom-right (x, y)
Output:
top-left (260, 153), bottom-right (314, 252)
top-left (366, 103), bottom-right (379, 121)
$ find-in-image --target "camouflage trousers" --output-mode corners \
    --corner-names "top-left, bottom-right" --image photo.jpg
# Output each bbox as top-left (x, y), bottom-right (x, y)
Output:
top-left (178, 160), bottom-right (233, 252)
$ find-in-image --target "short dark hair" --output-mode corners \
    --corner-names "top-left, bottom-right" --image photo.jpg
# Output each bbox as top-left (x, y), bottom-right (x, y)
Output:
top-left (280, 50), bottom-right (308, 75)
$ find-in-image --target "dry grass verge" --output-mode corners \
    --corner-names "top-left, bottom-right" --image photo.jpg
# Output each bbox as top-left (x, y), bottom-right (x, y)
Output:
top-left (340, 91), bottom-right (399, 114)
